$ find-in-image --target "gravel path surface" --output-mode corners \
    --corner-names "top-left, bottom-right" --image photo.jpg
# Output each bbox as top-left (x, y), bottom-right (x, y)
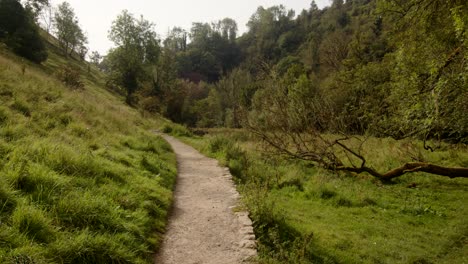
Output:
top-left (155, 135), bottom-right (256, 264)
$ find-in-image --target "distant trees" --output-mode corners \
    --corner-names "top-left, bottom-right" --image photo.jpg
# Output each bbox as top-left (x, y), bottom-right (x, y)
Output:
top-left (38, 2), bottom-right (55, 36)
top-left (241, 5), bottom-right (296, 62)
top-left (88, 51), bottom-right (101, 66)
top-left (163, 27), bottom-right (187, 52)
top-left (24, 0), bottom-right (49, 20)
top-left (0, 0), bottom-right (47, 63)
top-left (105, 10), bottom-right (160, 104)
top-left (54, 2), bottom-right (87, 58)
top-left (173, 18), bottom-right (241, 83)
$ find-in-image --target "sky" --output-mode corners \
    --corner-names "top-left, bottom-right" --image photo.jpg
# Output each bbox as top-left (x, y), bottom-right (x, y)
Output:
top-left (49, 0), bottom-right (330, 55)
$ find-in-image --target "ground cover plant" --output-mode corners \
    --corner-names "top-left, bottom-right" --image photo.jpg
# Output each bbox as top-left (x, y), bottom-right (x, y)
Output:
top-left (180, 129), bottom-right (468, 264)
top-left (0, 44), bottom-right (177, 263)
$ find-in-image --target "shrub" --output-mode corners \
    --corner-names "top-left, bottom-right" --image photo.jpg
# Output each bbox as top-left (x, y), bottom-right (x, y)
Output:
top-left (208, 136), bottom-right (232, 153)
top-left (9, 22), bottom-right (48, 63)
top-left (161, 124), bottom-right (172, 133)
top-left (57, 65), bottom-right (84, 89)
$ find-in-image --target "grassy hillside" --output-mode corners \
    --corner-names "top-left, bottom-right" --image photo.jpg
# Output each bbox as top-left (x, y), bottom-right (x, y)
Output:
top-left (0, 41), bottom-right (176, 263)
top-left (181, 130), bottom-right (468, 264)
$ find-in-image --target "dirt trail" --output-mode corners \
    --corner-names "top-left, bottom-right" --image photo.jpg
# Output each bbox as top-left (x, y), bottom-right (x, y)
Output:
top-left (155, 135), bottom-right (257, 264)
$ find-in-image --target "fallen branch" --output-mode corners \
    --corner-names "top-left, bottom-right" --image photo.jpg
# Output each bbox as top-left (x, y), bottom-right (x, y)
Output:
top-left (337, 163), bottom-right (468, 180)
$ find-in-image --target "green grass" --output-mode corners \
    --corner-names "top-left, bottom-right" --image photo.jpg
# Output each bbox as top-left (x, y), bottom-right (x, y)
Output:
top-left (179, 130), bottom-right (468, 264)
top-left (0, 43), bottom-right (176, 263)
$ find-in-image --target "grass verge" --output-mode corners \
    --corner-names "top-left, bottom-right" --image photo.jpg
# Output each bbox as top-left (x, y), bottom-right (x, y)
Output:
top-left (179, 129), bottom-right (468, 264)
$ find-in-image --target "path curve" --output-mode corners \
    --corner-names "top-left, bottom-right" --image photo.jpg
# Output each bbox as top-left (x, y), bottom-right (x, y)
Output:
top-left (155, 135), bottom-right (256, 264)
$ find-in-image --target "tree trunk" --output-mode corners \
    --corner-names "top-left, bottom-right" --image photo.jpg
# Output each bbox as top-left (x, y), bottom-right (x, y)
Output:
top-left (337, 163), bottom-right (468, 180)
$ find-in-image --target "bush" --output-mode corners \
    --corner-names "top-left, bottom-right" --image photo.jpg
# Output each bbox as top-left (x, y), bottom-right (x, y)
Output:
top-left (208, 136), bottom-right (233, 153)
top-left (9, 23), bottom-right (48, 63)
top-left (161, 123), bottom-right (192, 137)
top-left (57, 65), bottom-right (84, 89)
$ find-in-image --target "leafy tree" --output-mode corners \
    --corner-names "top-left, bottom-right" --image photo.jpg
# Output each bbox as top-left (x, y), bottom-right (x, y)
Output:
top-left (374, 0), bottom-right (468, 142)
top-left (216, 68), bottom-right (256, 128)
top-left (242, 5), bottom-right (296, 62)
top-left (24, 0), bottom-right (49, 20)
top-left (88, 51), bottom-right (101, 66)
top-left (38, 3), bottom-right (54, 36)
top-left (248, 67), bottom-right (468, 181)
top-left (175, 19), bottom-right (240, 82)
top-left (54, 2), bottom-right (87, 57)
top-left (192, 88), bottom-right (223, 127)
top-left (106, 10), bottom-right (160, 104)
top-left (0, 0), bottom-right (47, 63)
top-left (215, 18), bottom-right (238, 42)
top-left (163, 27), bottom-right (187, 52)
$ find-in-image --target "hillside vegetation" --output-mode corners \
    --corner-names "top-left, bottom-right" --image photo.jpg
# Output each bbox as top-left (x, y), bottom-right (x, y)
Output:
top-left (0, 39), bottom-right (176, 262)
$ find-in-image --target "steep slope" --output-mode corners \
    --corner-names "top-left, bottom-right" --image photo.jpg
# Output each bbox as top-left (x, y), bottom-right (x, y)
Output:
top-left (0, 41), bottom-right (176, 263)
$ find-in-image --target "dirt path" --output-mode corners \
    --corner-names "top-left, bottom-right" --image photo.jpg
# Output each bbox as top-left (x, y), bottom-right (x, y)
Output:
top-left (155, 135), bottom-right (257, 264)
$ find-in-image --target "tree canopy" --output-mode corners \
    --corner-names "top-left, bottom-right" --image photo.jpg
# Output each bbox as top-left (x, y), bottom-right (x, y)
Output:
top-left (0, 0), bottom-right (47, 63)
top-left (105, 10), bottom-right (160, 104)
top-left (54, 2), bottom-right (87, 58)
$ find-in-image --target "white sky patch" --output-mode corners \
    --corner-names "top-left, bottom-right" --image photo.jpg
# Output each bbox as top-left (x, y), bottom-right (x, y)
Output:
top-left (48, 0), bottom-right (331, 55)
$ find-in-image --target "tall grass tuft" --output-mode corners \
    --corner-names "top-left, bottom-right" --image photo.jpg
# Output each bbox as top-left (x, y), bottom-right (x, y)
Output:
top-left (12, 205), bottom-right (55, 243)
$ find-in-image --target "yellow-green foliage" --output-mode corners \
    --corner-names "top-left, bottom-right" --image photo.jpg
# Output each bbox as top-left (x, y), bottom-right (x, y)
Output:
top-left (0, 46), bottom-right (176, 263)
top-left (182, 130), bottom-right (468, 264)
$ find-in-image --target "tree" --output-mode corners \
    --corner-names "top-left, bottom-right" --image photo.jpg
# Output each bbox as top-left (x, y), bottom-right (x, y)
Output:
top-left (0, 0), bottom-right (47, 63)
top-left (216, 18), bottom-right (238, 42)
top-left (248, 68), bottom-right (468, 181)
top-left (163, 27), bottom-right (187, 52)
top-left (243, 5), bottom-right (296, 61)
top-left (88, 51), bottom-right (102, 66)
top-left (106, 10), bottom-right (160, 104)
top-left (24, 0), bottom-right (49, 20)
top-left (175, 19), bottom-right (240, 83)
top-left (54, 2), bottom-right (87, 57)
top-left (38, 2), bottom-right (54, 36)
top-left (318, 30), bottom-right (349, 71)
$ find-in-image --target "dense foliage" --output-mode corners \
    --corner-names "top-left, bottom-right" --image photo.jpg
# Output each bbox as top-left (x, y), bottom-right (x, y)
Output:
top-left (54, 2), bottom-right (87, 58)
top-left (0, 0), bottom-right (47, 63)
top-left (104, 10), bottom-right (160, 104)
top-left (137, 0), bottom-right (467, 144)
